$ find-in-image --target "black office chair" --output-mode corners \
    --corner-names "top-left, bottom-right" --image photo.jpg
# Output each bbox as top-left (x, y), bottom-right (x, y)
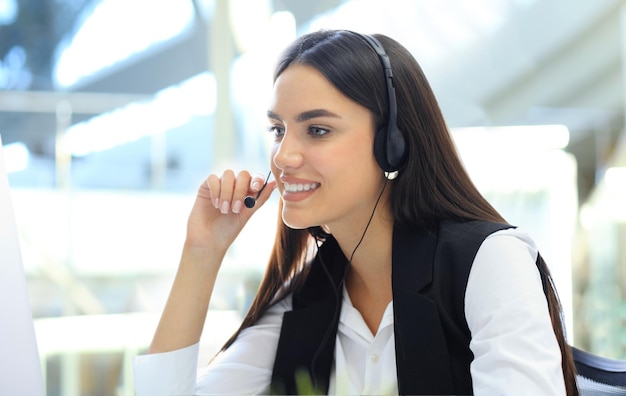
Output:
top-left (573, 346), bottom-right (626, 395)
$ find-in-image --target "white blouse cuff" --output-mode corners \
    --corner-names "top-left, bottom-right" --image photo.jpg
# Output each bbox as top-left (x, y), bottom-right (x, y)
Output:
top-left (133, 342), bottom-right (199, 396)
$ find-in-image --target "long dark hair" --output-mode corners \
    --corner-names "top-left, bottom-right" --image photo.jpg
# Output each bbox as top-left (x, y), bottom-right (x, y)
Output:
top-left (221, 29), bottom-right (577, 395)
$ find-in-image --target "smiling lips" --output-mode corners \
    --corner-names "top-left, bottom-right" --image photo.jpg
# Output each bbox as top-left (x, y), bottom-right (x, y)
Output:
top-left (282, 181), bottom-right (320, 202)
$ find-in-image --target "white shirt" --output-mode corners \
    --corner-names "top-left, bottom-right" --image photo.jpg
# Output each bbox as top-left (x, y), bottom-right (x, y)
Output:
top-left (133, 228), bottom-right (566, 395)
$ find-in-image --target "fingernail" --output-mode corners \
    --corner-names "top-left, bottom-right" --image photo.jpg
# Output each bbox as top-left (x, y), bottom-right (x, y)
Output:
top-left (214, 198), bottom-right (219, 209)
top-left (220, 201), bottom-right (230, 214)
top-left (251, 181), bottom-right (261, 191)
top-left (232, 200), bottom-right (242, 214)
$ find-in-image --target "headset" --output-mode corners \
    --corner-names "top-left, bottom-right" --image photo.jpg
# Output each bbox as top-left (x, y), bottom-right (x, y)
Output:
top-left (352, 31), bottom-right (408, 177)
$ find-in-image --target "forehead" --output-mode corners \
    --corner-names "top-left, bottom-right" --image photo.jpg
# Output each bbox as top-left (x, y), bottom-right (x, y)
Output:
top-left (269, 63), bottom-right (365, 118)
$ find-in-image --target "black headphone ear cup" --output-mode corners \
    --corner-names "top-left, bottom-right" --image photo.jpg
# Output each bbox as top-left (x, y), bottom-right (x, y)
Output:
top-left (387, 124), bottom-right (407, 170)
top-left (374, 126), bottom-right (392, 172)
top-left (374, 125), bottom-right (406, 172)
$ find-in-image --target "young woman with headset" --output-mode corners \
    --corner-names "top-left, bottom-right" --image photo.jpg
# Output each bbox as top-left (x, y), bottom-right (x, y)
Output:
top-left (134, 30), bottom-right (578, 395)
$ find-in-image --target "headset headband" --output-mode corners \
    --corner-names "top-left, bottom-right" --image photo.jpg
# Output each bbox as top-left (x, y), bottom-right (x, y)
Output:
top-left (350, 31), bottom-right (407, 174)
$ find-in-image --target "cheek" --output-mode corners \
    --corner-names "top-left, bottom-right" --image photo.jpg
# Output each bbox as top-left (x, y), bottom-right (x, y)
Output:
top-left (342, 138), bottom-right (380, 173)
top-left (269, 150), bottom-right (281, 190)
top-left (270, 144), bottom-right (280, 170)
top-left (270, 142), bottom-right (279, 160)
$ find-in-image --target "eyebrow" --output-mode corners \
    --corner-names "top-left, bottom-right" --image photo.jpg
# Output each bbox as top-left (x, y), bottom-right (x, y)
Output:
top-left (266, 109), bottom-right (341, 122)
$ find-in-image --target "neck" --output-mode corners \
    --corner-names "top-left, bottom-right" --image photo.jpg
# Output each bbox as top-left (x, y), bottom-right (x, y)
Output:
top-left (322, 178), bottom-right (394, 320)
top-left (330, 201), bottom-right (394, 291)
top-left (331, 207), bottom-right (394, 335)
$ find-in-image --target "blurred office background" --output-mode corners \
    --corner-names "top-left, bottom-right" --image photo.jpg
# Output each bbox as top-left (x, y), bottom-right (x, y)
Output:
top-left (1, 0), bottom-right (625, 394)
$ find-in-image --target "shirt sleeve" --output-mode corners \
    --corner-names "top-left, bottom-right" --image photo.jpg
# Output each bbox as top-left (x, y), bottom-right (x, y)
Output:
top-left (133, 296), bottom-right (290, 396)
top-left (133, 342), bottom-right (199, 396)
top-left (465, 229), bottom-right (567, 395)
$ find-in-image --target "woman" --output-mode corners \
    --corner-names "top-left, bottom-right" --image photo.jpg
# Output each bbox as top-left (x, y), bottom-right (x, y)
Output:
top-left (134, 30), bottom-right (578, 395)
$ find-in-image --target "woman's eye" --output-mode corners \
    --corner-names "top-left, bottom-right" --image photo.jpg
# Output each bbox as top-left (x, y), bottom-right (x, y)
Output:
top-left (266, 125), bottom-right (284, 138)
top-left (309, 126), bottom-right (329, 138)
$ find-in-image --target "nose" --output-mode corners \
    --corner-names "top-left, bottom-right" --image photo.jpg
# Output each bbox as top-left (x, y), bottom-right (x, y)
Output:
top-left (272, 130), bottom-right (304, 170)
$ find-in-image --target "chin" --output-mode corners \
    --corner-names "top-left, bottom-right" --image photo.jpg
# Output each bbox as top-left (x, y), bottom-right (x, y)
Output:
top-left (281, 210), bottom-right (317, 231)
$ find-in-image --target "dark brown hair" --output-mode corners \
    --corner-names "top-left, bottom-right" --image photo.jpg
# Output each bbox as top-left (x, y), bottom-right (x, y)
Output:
top-left (221, 29), bottom-right (577, 395)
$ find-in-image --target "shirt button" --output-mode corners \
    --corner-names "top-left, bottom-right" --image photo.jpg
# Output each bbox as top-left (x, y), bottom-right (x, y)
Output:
top-left (371, 354), bottom-right (379, 363)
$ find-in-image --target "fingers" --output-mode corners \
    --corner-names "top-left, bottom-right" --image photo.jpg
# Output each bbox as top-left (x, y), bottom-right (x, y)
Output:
top-left (250, 172), bottom-right (267, 194)
top-left (231, 172), bottom-right (251, 213)
top-left (218, 170), bottom-right (236, 213)
top-left (205, 170), bottom-right (273, 215)
top-left (205, 174), bottom-right (221, 209)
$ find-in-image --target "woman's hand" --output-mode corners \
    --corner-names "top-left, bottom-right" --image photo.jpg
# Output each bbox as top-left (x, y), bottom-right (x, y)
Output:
top-left (185, 170), bottom-right (277, 253)
top-left (148, 169), bottom-right (276, 355)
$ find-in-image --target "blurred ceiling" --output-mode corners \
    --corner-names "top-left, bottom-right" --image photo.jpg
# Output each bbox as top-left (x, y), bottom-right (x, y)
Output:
top-left (0, 0), bottom-right (624, 201)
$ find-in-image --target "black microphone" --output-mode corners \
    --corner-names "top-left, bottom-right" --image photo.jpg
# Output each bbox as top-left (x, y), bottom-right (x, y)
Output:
top-left (244, 171), bottom-right (272, 209)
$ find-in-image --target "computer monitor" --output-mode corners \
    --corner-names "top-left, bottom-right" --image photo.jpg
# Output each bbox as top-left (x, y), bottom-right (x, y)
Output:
top-left (0, 135), bottom-right (45, 395)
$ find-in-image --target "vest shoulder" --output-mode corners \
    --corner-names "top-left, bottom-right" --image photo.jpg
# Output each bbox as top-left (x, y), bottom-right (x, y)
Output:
top-left (438, 219), bottom-right (514, 240)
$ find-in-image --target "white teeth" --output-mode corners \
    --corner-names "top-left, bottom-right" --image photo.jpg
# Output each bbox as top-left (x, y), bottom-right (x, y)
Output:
top-left (284, 182), bottom-right (319, 193)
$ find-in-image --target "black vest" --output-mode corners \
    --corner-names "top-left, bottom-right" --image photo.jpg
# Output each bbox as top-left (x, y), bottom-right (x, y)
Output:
top-left (270, 220), bottom-right (513, 395)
